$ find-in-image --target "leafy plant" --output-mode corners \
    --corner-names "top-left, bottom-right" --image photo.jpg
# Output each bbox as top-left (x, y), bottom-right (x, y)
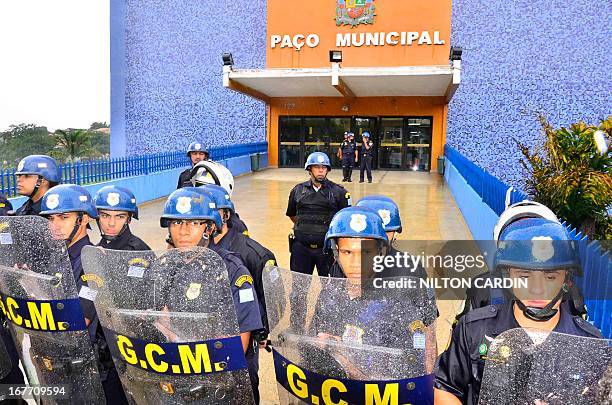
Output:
top-left (517, 115), bottom-right (612, 239)
top-left (52, 129), bottom-right (100, 162)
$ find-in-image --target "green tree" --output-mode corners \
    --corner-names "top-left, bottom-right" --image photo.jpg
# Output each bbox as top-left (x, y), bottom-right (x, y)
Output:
top-left (517, 115), bottom-right (612, 239)
top-left (53, 129), bottom-right (99, 162)
top-left (0, 123), bottom-right (55, 163)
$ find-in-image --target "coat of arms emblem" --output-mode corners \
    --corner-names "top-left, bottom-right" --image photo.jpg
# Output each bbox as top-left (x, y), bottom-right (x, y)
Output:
top-left (336, 0), bottom-right (376, 27)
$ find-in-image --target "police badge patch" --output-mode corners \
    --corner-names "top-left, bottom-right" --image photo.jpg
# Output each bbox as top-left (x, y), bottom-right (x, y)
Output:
top-left (349, 214), bottom-right (367, 233)
top-left (336, 0), bottom-right (376, 27)
top-left (46, 193), bottom-right (60, 210)
top-left (17, 159), bottom-right (25, 172)
top-left (186, 283), bottom-right (201, 300)
top-left (378, 209), bottom-right (391, 226)
top-left (106, 192), bottom-right (120, 207)
top-left (175, 196), bottom-right (192, 214)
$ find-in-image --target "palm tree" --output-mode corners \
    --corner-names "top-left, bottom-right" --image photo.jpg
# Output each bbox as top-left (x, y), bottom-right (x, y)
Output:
top-left (53, 129), bottom-right (99, 162)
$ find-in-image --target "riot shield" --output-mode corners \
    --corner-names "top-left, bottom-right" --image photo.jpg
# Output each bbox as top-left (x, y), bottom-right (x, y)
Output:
top-left (81, 246), bottom-right (255, 405)
top-left (263, 266), bottom-right (438, 404)
top-left (0, 331), bottom-right (13, 379)
top-left (478, 328), bottom-right (612, 405)
top-left (0, 216), bottom-right (105, 404)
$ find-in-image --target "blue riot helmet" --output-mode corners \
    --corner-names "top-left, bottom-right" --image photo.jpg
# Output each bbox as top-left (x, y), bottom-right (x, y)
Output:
top-left (324, 206), bottom-right (388, 251)
top-left (93, 186), bottom-right (139, 219)
top-left (40, 184), bottom-right (98, 243)
top-left (161, 188), bottom-right (223, 249)
top-left (196, 184), bottom-right (234, 212)
top-left (494, 217), bottom-right (580, 322)
top-left (186, 141), bottom-right (209, 163)
top-left (15, 155), bottom-right (61, 198)
top-left (93, 186), bottom-right (139, 241)
top-left (362, 132), bottom-right (370, 138)
top-left (356, 195), bottom-right (402, 233)
top-left (304, 152), bottom-right (332, 171)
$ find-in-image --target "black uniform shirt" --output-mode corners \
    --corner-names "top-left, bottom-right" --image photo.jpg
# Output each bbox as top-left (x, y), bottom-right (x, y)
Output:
top-left (286, 179), bottom-right (350, 244)
top-left (13, 198), bottom-right (42, 216)
top-left (434, 302), bottom-right (602, 404)
top-left (97, 227), bottom-right (151, 251)
top-left (216, 227), bottom-right (276, 332)
top-left (176, 168), bottom-right (193, 189)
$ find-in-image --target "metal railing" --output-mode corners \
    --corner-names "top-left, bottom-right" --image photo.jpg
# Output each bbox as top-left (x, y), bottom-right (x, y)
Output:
top-left (1, 142), bottom-right (268, 198)
top-left (445, 144), bottom-right (611, 338)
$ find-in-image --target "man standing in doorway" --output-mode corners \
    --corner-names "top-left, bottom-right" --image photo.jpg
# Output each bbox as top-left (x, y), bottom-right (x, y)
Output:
top-left (359, 131), bottom-right (374, 183)
top-left (286, 151), bottom-right (351, 278)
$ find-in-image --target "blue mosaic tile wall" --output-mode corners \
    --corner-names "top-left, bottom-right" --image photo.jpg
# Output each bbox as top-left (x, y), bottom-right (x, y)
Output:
top-left (112, 0), bottom-right (267, 156)
top-left (447, 0), bottom-right (611, 186)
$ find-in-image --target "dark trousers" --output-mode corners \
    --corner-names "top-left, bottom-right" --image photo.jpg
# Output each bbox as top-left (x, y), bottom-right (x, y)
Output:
top-left (102, 366), bottom-right (129, 404)
top-left (290, 240), bottom-right (332, 277)
top-left (360, 156), bottom-right (373, 182)
top-left (341, 158), bottom-right (354, 180)
top-left (246, 345), bottom-right (260, 404)
top-left (289, 241), bottom-right (333, 332)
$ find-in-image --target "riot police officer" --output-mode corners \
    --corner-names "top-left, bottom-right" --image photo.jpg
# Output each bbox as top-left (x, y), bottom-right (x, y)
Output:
top-left (316, 207), bottom-right (437, 378)
top-left (197, 184), bottom-right (276, 404)
top-left (355, 195), bottom-right (428, 280)
top-left (12, 155), bottom-right (60, 215)
top-left (93, 185), bottom-right (150, 251)
top-left (434, 218), bottom-right (602, 405)
top-left (40, 184), bottom-right (128, 404)
top-left (338, 132), bottom-right (358, 182)
top-left (161, 188), bottom-right (263, 400)
top-left (189, 160), bottom-right (249, 236)
top-left (0, 194), bottom-right (12, 216)
top-left (286, 151), bottom-right (350, 278)
top-left (176, 141), bottom-right (209, 189)
top-left (359, 132), bottom-right (374, 183)
top-left (457, 200), bottom-right (586, 318)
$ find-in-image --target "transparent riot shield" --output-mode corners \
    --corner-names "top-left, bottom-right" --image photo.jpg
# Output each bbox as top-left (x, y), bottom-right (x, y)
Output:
top-left (0, 216), bottom-right (105, 404)
top-left (478, 328), bottom-right (612, 405)
top-left (81, 246), bottom-right (255, 405)
top-left (0, 333), bottom-right (12, 379)
top-left (263, 266), bottom-right (438, 405)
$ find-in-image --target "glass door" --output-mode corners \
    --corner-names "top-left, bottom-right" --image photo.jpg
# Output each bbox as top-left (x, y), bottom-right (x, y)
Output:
top-left (405, 118), bottom-right (432, 171)
top-left (279, 117), bottom-right (302, 167)
top-left (379, 118), bottom-right (404, 169)
top-left (328, 117), bottom-right (351, 168)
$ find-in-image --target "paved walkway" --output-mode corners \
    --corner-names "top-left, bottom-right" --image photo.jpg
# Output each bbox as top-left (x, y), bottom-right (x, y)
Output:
top-left (93, 168), bottom-right (471, 404)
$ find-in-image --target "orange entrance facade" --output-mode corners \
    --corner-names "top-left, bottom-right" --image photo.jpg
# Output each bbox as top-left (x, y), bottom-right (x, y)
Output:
top-left (224, 0), bottom-right (457, 171)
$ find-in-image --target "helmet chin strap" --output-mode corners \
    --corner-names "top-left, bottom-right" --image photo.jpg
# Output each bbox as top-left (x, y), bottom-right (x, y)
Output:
top-left (514, 284), bottom-right (568, 322)
top-left (66, 213), bottom-right (84, 245)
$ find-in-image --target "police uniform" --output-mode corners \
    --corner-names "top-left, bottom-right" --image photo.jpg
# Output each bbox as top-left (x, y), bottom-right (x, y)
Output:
top-left (176, 168), bottom-right (193, 189)
top-left (214, 229), bottom-right (275, 404)
top-left (207, 243), bottom-right (263, 403)
top-left (229, 211), bottom-right (249, 236)
top-left (286, 179), bottom-right (350, 277)
top-left (12, 197), bottom-right (42, 216)
top-left (340, 139), bottom-right (357, 182)
top-left (70, 236), bottom-right (129, 405)
top-left (359, 139), bottom-right (374, 183)
top-left (434, 302), bottom-right (602, 405)
top-left (97, 227), bottom-right (151, 251)
top-left (0, 194), bottom-right (12, 216)
top-left (311, 281), bottom-right (433, 379)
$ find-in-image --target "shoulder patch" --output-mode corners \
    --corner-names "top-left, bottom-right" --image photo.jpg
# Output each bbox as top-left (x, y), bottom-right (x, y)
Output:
top-left (265, 259), bottom-right (276, 268)
top-left (235, 274), bottom-right (253, 288)
top-left (464, 305), bottom-right (499, 324)
top-left (573, 317), bottom-right (603, 338)
top-left (242, 230), bottom-right (250, 237)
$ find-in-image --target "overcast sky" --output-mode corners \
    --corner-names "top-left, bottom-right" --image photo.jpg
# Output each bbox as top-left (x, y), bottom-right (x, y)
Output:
top-left (0, 1), bottom-right (109, 132)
